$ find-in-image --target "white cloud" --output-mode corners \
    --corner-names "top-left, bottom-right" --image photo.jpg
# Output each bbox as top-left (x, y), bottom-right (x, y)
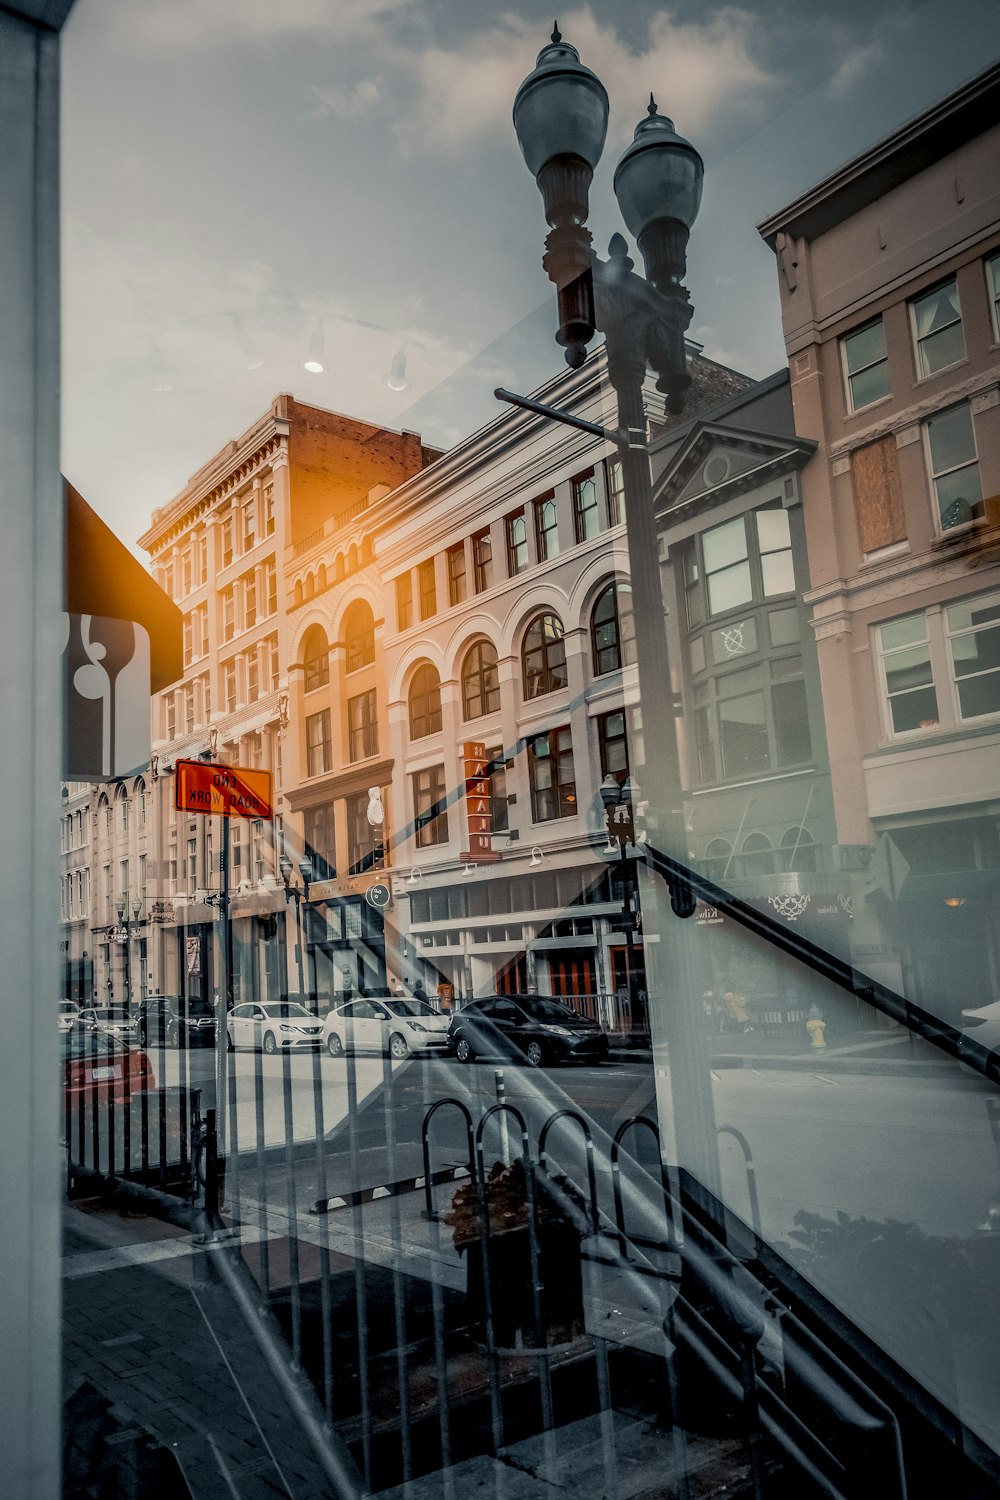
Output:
top-left (306, 77), bottom-right (383, 120)
top-left (824, 38), bottom-right (884, 100)
top-left (116, 0), bottom-right (415, 50)
top-left (389, 7), bottom-right (781, 156)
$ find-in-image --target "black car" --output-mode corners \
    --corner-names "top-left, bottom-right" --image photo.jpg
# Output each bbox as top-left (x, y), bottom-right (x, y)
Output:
top-left (447, 995), bottom-right (609, 1067)
top-left (133, 995), bottom-right (218, 1049)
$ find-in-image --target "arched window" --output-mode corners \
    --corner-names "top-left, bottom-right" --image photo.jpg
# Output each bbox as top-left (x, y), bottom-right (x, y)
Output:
top-left (591, 582), bottom-right (636, 675)
top-left (703, 838), bottom-right (731, 878)
top-left (408, 664), bottom-right (442, 739)
top-left (344, 601), bottom-right (375, 673)
top-left (303, 627), bottom-right (329, 692)
top-left (461, 641), bottom-right (500, 721)
top-left (780, 826), bottom-right (817, 873)
top-left (522, 613), bottom-right (567, 699)
top-left (741, 833), bottom-right (774, 878)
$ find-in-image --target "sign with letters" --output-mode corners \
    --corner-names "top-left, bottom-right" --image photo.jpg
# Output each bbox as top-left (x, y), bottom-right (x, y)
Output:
top-left (174, 760), bottom-right (273, 820)
top-left (462, 740), bottom-right (501, 863)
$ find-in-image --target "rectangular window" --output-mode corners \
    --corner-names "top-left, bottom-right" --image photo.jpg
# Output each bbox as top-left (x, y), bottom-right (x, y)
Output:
top-left (703, 516), bottom-right (751, 616)
top-left (755, 505), bottom-right (794, 596)
top-left (197, 534), bottom-right (208, 583)
top-left (346, 791), bottom-right (374, 873)
top-left (842, 318), bottom-right (890, 411)
top-left (348, 689), bottom-right (378, 762)
top-left (418, 558), bottom-right (437, 621)
top-left (487, 746), bottom-right (509, 834)
top-left (772, 672), bottom-right (812, 766)
top-left (306, 709), bottom-right (332, 776)
top-left (243, 570), bottom-right (257, 629)
top-left (304, 803), bottom-right (336, 881)
top-left (572, 471), bottom-right (599, 543)
top-left (413, 765), bottom-right (449, 848)
top-left (182, 549), bottom-right (193, 596)
top-left (911, 277), bottom-right (965, 378)
top-left (878, 614), bottom-right (939, 734)
top-left (396, 572), bottom-right (413, 631)
top-left (223, 586), bottom-right (235, 642)
top-left (927, 402), bottom-right (983, 529)
top-left (242, 499), bottom-right (255, 552)
top-left (224, 658), bottom-right (237, 713)
top-left (528, 726), bottom-right (576, 822)
top-left (534, 492), bottom-right (559, 561)
top-left (473, 528), bottom-right (493, 593)
top-left (221, 516), bottom-right (233, 568)
top-left (183, 614), bottom-right (193, 668)
top-left (947, 590), bottom-right (1000, 722)
top-left (162, 563), bottom-right (175, 599)
top-left (263, 481), bottom-right (275, 537)
top-left (186, 838), bottom-right (197, 895)
top-left (166, 693), bottom-right (176, 740)
top-left (265, 558), bottom-right (277, 616)
top-left (718, 682), bottom-right (770, 778)
top-left (246, 649), bottom-right (259, 704)
top-left (505, 510), bottom-right (529, 576)
top-left (447, 543), bottom-right (467, 606)
top-left (987, 254), bottom-right (1000, 342)
top-left (267, 634), bottom-right (279, 691)
top-left (606, 458), bottom-right (626, 527)
top-left (184, 682), bottom-right (195, 733)
top-left (597, 709), bottom-right (630, 784)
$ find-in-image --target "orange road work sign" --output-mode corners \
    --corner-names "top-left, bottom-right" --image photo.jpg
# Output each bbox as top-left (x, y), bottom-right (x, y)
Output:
top-left (174, 760), bottom-right (273, 820)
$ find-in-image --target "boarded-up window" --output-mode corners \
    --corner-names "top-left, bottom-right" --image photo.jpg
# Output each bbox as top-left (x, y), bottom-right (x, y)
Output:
top-left (852, 436), bottom-right (906, 553)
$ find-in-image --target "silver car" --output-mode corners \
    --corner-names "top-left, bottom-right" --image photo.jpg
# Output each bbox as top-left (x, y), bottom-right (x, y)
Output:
top-left (227, 1000), bottom-right (323, 1054)
top-left (322, 997), bottom-right (451, 1059)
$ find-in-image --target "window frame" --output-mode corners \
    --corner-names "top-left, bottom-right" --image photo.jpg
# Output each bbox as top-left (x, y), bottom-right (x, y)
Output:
top-left (591, 581), bottom-right (636, 676)
top-left (344, 603), bottom-right (376, 672)
top-left (472, 528), bottom-right (494, 593)
top-left (418, 558), bottom-right (437, 621)
top-left (396, 572), bottom-right (413, 632)
top-left (572, 470), bottom-right (600, 543)
top-left (303, 631), bottom-right (330, 692)
top-left (306, 708), bottom-right (332, 777)
top-left (522, 612), bottom-right (568, 700)
top-left (597, 708), bottom-right (630, 785)
top-left (944, 589), bottom-right (1000, 726)
top-left (347, 688), bottom-right (378, 763)
top-left (461, 640), bottom-right (501, 721)
top-left (447, 542), bottom-right (467, 606)
top-left (412, 764), bottom-right (449, 848)
top-left (875, 612), bottom-right (939, 740)
top-left (841, 317), bottom-right (890, 413)
top-left (924, 400), bottom-right (983, 532)
top-left (528, 725), bottom-right (577, 823)
top-left (909, 275), bottom-right (966, 380)
top-left (408, 663), bottom-right (443, 739)
top-left (505, 509), bottom-right (529, 577)
top-left (533, 492), bottom-right (559, 562)
top-left (987, 253), bottom-right (1000, 343)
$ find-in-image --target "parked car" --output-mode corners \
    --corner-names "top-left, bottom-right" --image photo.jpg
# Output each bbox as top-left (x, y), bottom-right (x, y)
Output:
top-left (227, 1000), bottom-right (323, 1054)
top-left (447, 995), bottom-right (609, 1067)
top-left (58, 1000), bottom-right (79, 1035)
top-left (62, 1031), bottom-right (155, 1106)
top-left (76, 1006), bottom-right (138, 1043)
top-left (134, 995), bottom-right (217, 1049)
top-left (322, 996), bottom-right (451, 1059)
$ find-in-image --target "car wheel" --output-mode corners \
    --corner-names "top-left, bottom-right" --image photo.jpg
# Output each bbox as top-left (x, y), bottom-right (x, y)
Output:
top-left (166, 1022), bottom-right (179, 1049)
top-left (327, 1033), bottom-right (344, 1058)
top-left (455, 1036), bottom-right (474, 1064)
top-left (137, 1025), bottom-right (147, 1048)
top-left (389, 1032), bottom-right (409, 1061)
top-left (525, 1040), bottom-right (545, 1068)
top-left (263, 1031), bottom-right (277, 1055)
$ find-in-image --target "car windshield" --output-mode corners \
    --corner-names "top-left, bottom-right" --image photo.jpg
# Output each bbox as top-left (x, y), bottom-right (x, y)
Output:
top-left (518, 998), bottom-right (580, 1023)
top-left (97, 1009), bottom-right (132, 1022)
top-left (385, 1000), bottom-right (439, 1018)
top-left (62, 1033), bottom-right (129, 1059)
top-left (261, 1002), bottom-right (312, 1019)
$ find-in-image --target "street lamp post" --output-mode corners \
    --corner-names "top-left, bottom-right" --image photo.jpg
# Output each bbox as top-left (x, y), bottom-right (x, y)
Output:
top-left (115, 896), bottom-right (132, 1009)
top-left (280, 851), bottom-right (313, 1006)
top-left (600, 775), bottom-right (641, 1031)
top-left (513, 28), bottom-right (719, 1192)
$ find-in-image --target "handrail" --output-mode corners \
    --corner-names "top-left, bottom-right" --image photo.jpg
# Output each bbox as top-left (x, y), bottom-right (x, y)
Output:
top-left (644, 840), bottom-right (1000, 1086)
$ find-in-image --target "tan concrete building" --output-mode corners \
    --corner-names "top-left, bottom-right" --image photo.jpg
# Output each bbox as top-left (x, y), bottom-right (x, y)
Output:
top-left (758, 62), bottom-right (1000, 1019)
top-left (135, 396), bottom-right (438, 1005)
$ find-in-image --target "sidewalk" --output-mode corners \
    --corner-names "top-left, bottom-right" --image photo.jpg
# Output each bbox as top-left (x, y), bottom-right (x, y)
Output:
top-left (611, 1023), bottom-right (980, 1078)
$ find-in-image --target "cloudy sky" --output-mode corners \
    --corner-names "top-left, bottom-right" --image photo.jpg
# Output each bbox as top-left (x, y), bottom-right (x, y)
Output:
top-left (61, 0), bottom-right (1000, 553)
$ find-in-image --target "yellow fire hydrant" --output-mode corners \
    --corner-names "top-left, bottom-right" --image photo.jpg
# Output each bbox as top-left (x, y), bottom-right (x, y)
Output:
top-left (806, 1016), bottom-right (827, 1050)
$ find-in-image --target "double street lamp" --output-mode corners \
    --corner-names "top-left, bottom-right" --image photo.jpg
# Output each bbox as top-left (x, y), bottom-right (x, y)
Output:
top-left (599, 775), bottom-right (642, 1031)
top-left (115, 895), bottom-right (142, 1009)
top-left (513, 29), bottom-right (719, 1190)
top-left (279, 851), bottom-right (313, 1004)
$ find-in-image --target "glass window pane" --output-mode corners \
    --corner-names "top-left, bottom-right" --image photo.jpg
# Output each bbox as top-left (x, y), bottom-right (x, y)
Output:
top-left (880, 615), bottom-right (926, 652)
top-left (719, 691), bottom-right (770, 777)
top-left (951, 622), bottom-right (1000, 677)
top-left (947, 593), bottom-right (1000, 633)
top-left (773, 678), bottom-right (812, 765)
top-left (711, 618), bottom-right (758, 663)
top-left (920, 319), bottom-right (966, 375)
top-left (703, 516), bottom-right (747, 573)
top-left (957, 674), bottom-right (1000, 719)
top-left (845, 320), bottom-right (886, 373)
top-left (850, 362), bottom-right (891, 408)
top-left (928, 404), bottom-right (976, 472)
top-left (890, 685), bottom-right (940, 733)
top-left (755, 507), bottom-right (790, 552)
top-left (884, 644), bottom-right (934, 694)
top-left (768, 608), bottom-right (801, 646)
top-left (761, 550), bottom-right (795, 596)
top-left (707, 560), bottom-right (753, 615)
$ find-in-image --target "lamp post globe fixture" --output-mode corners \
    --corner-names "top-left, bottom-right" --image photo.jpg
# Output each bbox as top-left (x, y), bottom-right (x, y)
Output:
top-left (613, 98), bottom-right (703, 294)
top-left (513, 25), bottom-right (610, 368)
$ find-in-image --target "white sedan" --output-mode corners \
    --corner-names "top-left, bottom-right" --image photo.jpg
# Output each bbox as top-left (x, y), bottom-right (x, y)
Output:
top-left (58, 1000), bottom-right (79, 1035)
top-left (322, 997), bottom-right (451, 1059)
top-left (227, 1001), bottom-right (324, 1054)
